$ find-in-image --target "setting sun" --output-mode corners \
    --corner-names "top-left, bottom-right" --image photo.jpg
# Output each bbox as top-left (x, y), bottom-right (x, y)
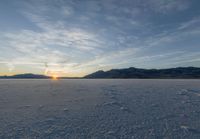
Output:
top-left (52, 75), bottom-right (58, 80)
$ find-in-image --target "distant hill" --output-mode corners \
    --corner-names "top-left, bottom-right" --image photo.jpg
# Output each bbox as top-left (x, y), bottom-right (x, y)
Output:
top-left (0, 73), bottom-right (50, 79)
top-left (84, 67), bottom-right (200, 79)
top-left (1, 67), bottom-right (200, 79)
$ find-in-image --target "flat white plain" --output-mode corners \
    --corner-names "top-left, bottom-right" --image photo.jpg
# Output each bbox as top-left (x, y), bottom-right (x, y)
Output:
top-left (0, 79), bottom-right (200, 139)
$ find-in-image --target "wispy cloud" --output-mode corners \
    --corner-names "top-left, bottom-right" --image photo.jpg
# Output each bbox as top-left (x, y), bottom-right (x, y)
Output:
top-left (0, 0), bottom-right (199, 76)
top-left (178, 17), bottom-right (200, 30)
top-left (147, 0), bottom-right (190, 14)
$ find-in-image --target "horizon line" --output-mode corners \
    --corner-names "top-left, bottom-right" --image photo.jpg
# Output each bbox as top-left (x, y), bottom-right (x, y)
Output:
top-left (0, 66), bottom-right (199, 78)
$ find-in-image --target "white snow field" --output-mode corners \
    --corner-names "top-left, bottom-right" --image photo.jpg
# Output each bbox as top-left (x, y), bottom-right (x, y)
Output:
top-left (0, 79), bottom-right (200, 139)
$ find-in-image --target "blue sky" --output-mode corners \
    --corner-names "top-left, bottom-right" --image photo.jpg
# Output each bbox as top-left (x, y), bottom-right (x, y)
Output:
top-left (0, 0), bottom-right (200, 77)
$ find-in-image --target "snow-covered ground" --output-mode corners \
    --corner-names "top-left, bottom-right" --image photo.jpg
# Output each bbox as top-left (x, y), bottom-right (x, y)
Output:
top-left (0, 79), bottom-right (200, 139)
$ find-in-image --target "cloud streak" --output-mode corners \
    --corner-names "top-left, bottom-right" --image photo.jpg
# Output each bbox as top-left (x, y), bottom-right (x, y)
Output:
top-left (0, 0), bottom-right (200, 76)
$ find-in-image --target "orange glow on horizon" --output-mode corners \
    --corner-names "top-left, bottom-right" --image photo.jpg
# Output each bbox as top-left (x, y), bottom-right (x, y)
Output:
top-left (51, 74), bottom-right (58, 80)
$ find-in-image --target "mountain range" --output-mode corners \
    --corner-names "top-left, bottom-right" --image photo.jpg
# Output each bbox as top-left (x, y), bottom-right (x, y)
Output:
top-left (0, 73), bottom-right (50, 79)
top-left (84, 67), bottom-right (200, 79)
top-left (0, 67), bottom-right (200, 79)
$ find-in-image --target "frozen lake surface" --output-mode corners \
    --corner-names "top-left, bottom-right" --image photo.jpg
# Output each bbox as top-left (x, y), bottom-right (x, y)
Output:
top-left (0, 79), bottom-right (200, 139)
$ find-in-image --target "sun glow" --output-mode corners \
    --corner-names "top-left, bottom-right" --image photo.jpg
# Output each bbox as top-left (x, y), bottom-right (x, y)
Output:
top-left (52, 74), bottom-right (58, 80)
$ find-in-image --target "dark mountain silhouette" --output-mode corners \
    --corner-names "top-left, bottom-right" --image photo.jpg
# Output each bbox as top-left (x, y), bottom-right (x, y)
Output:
top-left (84, 67), bottom-right (200, 79)
top-left (0, 73), bottom-right (50, 79)
top-left (1, 67), bottom-right (200, 79)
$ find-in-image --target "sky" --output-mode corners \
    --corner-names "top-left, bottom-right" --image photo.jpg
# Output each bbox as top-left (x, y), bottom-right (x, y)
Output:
top-left (0, 0), bottom-right (200, 77)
